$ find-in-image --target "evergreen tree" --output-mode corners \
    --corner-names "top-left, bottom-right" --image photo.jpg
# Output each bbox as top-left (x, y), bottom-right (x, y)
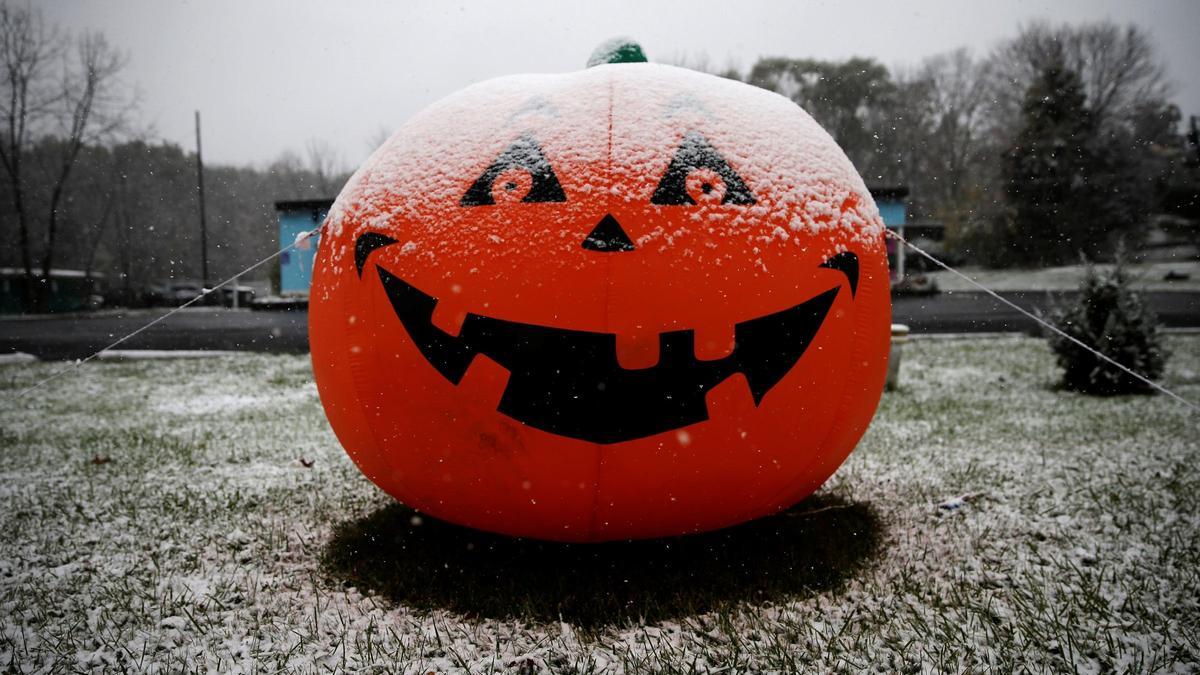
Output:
top-left (1001, 60), bottom-right (1148, 266)
top-left (1002, 61), bottom-right (1093, 265)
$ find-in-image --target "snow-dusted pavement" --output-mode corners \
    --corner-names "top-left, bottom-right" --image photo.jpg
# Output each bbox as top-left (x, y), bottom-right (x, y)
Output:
top-left (1, 336), bottom-right (1197, 673)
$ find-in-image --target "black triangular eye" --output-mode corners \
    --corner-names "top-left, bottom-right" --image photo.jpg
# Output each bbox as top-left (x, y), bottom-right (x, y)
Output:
top-left (651, 131), bottom-right (756, 206)
top-left (460, 135), bottom-right (567, 206)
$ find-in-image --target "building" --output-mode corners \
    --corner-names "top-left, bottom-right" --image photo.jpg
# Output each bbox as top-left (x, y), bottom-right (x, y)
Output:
top-left (868, 186), bottom-right (909, 281)
top-left (0, 268), bottom-right (103, 313)
top-left (275, 199), bottom-right (332, 296)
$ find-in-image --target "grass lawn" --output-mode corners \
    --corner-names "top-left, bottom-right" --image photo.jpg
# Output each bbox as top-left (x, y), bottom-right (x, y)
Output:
top-left (1, 336), bottom-right (1197, 673)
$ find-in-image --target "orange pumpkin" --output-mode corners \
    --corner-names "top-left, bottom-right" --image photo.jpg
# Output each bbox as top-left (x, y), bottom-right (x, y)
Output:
top-left (309, 59), bottom-right (890, 542)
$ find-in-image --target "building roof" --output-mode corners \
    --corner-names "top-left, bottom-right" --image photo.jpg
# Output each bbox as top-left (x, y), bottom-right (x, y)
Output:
top-left (274, 199), bottom-right (335, 212)
top-left (867, 185), bottom-right (909, 200)
top-left (0, 267), bottom-right (103, 279)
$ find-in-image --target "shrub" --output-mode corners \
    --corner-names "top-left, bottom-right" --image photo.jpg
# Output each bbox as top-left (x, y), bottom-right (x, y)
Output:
top-left (1047, 259), bottom-right (1168, 395)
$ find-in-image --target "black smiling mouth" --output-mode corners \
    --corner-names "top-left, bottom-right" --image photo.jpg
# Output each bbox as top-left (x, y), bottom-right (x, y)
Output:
top-left (357, 233), bottom-right (857, 444)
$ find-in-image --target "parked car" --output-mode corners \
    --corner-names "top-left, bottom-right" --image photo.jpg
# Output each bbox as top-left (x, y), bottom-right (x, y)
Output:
top-left (143, 280), bottom-right (204, 307)
top-left (143, 280), bottom-right (258, 308)
top-left (219, 284), bottom-right (256, 307)
top-left (891, 273), bottom-right (940, 297)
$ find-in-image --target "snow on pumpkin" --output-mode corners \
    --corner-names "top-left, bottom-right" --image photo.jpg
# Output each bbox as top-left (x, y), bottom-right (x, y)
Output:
top-left (309, 48), bottom-right (891, 542)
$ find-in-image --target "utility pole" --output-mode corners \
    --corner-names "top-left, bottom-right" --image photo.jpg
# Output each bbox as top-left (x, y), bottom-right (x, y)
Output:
top-left (195, 110), bottom-right (210, 290)
top-left (1188, 116), bottom-right (1200, 167)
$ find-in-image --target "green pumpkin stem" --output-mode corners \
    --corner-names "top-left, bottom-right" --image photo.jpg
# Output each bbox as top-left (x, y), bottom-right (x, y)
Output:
top-left (587, 38), bottom-right (648, 67)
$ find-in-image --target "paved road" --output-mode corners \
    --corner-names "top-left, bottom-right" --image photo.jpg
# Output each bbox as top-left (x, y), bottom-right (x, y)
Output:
top-left (1, 291), bottom-right (1197, 360)
top-left (894, 290), bottom-right (1199, 333)
top-left (0, 307), bottom-right (309, 360)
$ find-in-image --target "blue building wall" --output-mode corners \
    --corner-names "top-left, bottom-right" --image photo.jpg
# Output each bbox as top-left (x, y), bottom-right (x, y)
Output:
top-left (876, 200), bottom-right (906, 227)
top-left (868, 187), bottom-right (909, 281)
top-left (276, 200), bottom-right (331, 295)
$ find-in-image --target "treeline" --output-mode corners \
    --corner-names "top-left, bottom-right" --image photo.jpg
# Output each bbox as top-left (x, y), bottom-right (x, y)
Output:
top-left (0, 138), bottom-right (347, 298)
top-left (0, 2), bottom-right (350, 311)
top-left (3, 4), bottom-right (1199, 313)
top-left (698, 20), bottom-right (1198, 267)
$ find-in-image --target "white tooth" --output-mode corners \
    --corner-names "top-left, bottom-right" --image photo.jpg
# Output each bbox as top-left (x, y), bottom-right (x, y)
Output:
top-left (694, 324), bottom-right (736, 361)
top-left (615, 332), bottom-right (659, 370)
top-left (430, 302), bottom-right (468, 337)
top-left (458, 354), bottom-right (510, 411)
top-left (704, 373), bottom-right (756, 420)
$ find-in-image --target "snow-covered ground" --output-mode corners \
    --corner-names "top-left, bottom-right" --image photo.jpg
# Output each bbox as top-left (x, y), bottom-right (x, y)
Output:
top-left (926, 260), bottom-right (1200, 292)
top-left (1, 337), bottom-right (1197, 673)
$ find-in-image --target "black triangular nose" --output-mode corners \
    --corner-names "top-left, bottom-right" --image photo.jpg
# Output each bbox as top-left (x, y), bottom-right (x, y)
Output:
top-left (582, 214), bottom-right (636, 252)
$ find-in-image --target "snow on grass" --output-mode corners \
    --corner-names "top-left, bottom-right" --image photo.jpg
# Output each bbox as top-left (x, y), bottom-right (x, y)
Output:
top-left (152, 382), bottom-right (315, 416)
top-left (0, 338), bottom-right (1197, 673)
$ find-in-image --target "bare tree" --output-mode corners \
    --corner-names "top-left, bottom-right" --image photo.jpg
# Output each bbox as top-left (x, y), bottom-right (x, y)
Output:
top-left (81, 176), bottom-right (117, 281)
top-left (987, 21), bottom-right (1172, 136)
top-left (890, 49), bottom-right (995, 227)
top-left (269, 148), bottom-right (304, 175)
top-left (918, 50), bottom-right (991, 207)
top-left (40, 33), bottom-right (131, 291)
top-left (747, 57), bottom-right (898, 181)
top-left (304, 137), bottom-right (342, 196)
top-left (0, 3), bottom-right (57, 308)
top-left (365, 126), bottom-right (391, 155)
top-left (661, 52), bottom-right (742, 80)
top-left (0, 2), bottom-right (132, 311)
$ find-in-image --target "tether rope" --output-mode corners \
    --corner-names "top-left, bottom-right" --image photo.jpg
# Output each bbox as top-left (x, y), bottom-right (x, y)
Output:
top-left (886, 229), bottom-right (1199, 414)
top-left (6, 222), bottom-right (1196, 415)
top-left (9, 224), bottom-right (325, 401)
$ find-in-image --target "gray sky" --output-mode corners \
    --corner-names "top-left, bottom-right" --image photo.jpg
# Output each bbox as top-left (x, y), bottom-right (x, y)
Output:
top-left (44, 0), bottom-right (1200, 170)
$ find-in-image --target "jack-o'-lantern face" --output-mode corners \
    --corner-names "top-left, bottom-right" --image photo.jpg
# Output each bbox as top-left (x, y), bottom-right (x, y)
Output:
top-left (310, 63), bottom-right (891, 542)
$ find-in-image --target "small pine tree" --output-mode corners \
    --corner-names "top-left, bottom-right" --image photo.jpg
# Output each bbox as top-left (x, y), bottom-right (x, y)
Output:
top-left (1047, 256), bottom-right (1168, 395)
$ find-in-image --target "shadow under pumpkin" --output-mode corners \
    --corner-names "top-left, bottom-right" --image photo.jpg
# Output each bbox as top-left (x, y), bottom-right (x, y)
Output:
top-left (321, 493), bottom-right (883, 627)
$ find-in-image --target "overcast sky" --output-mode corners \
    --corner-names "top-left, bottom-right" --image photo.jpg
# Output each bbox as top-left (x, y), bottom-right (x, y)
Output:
top-left (44, 0), bottom-right (1200, 171)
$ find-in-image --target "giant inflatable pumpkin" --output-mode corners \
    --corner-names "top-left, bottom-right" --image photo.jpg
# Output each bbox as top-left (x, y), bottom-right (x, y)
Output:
top-left (310, 51), bottom-right (891, 542)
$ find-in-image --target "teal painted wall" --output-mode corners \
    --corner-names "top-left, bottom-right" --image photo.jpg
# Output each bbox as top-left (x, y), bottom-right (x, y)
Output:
top-left (278, 206), bottom-right (327, 294)
top-left (876, 199), bottom-right (906, 227)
